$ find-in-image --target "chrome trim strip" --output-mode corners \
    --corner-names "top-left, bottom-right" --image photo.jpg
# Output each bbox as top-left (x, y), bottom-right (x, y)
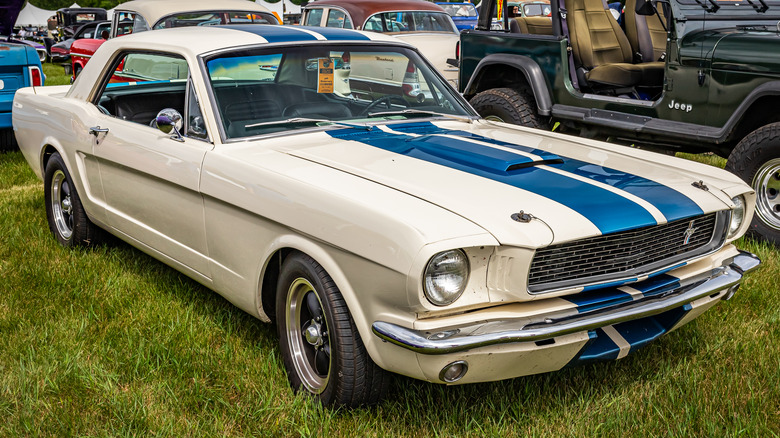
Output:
top-left (372, 251), bottom-right (760, 355)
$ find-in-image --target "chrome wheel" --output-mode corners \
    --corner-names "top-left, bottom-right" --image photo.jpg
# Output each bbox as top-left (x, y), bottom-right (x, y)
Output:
top-left (753, 158), bottom-right (780, 231)
top-left (50, 169), bottom-right (73, 240)
top-left (285, 278), bottom-right (331, 394)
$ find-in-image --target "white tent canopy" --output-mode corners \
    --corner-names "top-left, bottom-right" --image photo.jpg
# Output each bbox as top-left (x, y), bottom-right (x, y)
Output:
top-left (257, 0), bottom-right (301, 16)
top-left (15, 3), bottom-right (55, 27)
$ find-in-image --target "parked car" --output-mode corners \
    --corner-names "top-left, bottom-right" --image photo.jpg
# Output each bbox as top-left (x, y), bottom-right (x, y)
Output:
top-left (0, 0), bottom-right (44, 150)
top-left (14, 25), bottom-right (760, 407)
top-left (437, 2), bottom-right (479, 31)
top-left (50, 20), bottom-right (110, 64)
top-left (459, 0), bottom-right (780, 245)
top-left (17, 39), bottom-right (48, 63)
top-left (302, 0), bottom-right (460, 86)
top-left (54, 7), bottom-right (107, 41)
top-left (69, 0), bottom-right (278, 78)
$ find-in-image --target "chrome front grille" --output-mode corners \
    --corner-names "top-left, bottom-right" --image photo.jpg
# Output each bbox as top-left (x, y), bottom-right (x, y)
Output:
top-left (528, 212), bottom-right (726, 293)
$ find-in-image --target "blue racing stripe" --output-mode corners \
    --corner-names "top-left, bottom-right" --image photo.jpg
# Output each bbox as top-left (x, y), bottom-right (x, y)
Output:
top-left (220, 25), bottom-right (370, 42)
top-left (565, 287), bottom-right (634, 313)
top-left (220, 24), bottom-right (319, 42)
top-left (328, 127), bottom-right (658, 234)
top-left (555, 159), bottom-right (703, 222)
top-left (388, 122), bottom-right (704, 223)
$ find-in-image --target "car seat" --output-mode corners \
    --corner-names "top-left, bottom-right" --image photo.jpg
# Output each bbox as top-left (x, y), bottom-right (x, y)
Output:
top-left (565, 0), bottom-right (663, 89)
top-left (624, 0), bottom-right (668, 63)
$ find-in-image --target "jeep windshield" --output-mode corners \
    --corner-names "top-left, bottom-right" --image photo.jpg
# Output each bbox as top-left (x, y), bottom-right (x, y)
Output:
top-left (205, 44), bottom-right (475, 139)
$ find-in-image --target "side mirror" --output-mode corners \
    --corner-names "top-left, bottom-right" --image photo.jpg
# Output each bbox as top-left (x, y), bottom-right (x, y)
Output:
top-left (155, 108), bottom-right (184, 141)
top-left (636, 0), bottom-right (657, 15)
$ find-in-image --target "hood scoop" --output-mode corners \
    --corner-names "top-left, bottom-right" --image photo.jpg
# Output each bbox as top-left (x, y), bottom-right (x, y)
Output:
top-left (327, 125), bottom-right (562, 174)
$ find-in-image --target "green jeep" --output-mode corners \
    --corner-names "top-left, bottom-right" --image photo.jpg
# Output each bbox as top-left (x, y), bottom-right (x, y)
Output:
top-left (460, 0), bottom-right (780, 244)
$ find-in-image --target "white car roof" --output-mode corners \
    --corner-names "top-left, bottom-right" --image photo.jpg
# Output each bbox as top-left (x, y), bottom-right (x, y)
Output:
top-left (67, 25), bottom-right (408, 100)
top-left (115, 0), bottom-right (274, 27)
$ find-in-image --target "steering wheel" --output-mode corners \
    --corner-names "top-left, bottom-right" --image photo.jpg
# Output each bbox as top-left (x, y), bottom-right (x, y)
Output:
top-left (361, 94), bottom-right (410, 116)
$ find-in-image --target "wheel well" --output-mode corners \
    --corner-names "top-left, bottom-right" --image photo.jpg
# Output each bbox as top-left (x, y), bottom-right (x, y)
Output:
top-left (260, 247), bottom-right (294, 323)
top-left (41, 145), bottom-right (58, 172)
top-left (466, 64), bottom-right (532, 99)
top-left (730, 96), bottom-right (780, 151)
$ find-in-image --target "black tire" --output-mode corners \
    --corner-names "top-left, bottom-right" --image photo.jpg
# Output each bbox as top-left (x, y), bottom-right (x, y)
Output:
top-left (0, 129), bottom-right (17, 152)
top-left (276, 252), bottom-right (390, 407)
top-left (469, 88), bottom-right (550, 129)
top-left (726, 123), bottom-right (780, 245)
top-left (44, 153), bottom-right (103, 247)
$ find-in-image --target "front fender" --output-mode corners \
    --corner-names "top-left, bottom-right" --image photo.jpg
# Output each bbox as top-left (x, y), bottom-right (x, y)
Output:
top-left (463, 53), bottom-right (553, 115)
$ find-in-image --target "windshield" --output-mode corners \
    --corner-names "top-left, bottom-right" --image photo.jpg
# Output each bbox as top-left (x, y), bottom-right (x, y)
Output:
top-left (153, 11), bottom-right (279, 29)
top-left (364, 11), bottom-right (458, 34)
top-left (205, 44), bottom-right (474, 139)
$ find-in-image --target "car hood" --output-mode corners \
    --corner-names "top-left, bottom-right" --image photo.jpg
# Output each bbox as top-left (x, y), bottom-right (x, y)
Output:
top-left (273, 120), bottom-right (741, 247)
top-left (0, 0), bottom-right (23, 36)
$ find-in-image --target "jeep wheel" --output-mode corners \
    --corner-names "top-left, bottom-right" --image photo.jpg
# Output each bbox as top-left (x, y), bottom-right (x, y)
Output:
top-left (726, 123), bottom-right (780, 245)
top-left (469, 88), bottom-right (549, 129)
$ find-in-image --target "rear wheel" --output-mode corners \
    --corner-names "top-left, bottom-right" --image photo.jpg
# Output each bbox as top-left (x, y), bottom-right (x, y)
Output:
top-left (726, 123), bottom-right (780, 245)
top-left (469, 88), bottom-right (550, 129)
top-left (276, 252), bottom-right (390, 407)
top-left (44, 153), bottom-right (103, 247)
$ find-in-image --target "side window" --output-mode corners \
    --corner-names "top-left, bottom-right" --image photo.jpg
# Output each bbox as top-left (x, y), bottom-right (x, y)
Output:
top-left (326, 10), bottom-right (352, 28)
top-left (304, 8), bottom-right (324, 26)
top-left (94, 52), bottom-right (189, 127)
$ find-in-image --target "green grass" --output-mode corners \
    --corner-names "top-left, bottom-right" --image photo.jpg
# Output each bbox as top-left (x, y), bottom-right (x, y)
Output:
top-left (1, 152), bottom-right (779, 433)
top-left (43, 61), bottom-right (72, 86)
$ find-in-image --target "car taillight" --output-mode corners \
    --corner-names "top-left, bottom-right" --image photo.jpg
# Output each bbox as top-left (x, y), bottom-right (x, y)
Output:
top-left (29, 66), bottom-right (43, 87)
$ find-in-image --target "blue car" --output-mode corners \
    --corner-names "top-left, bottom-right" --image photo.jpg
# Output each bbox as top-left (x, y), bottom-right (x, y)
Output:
top-left (437, 2), bottom-right (478, 31)
top-left (1, 0), bottom-right (44, 150)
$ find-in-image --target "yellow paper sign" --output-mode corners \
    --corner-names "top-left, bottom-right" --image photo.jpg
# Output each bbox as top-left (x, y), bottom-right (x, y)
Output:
top-left (317, 58), bottom-right (334, 93)
top-left (497, 0), bottom-right (504, 21)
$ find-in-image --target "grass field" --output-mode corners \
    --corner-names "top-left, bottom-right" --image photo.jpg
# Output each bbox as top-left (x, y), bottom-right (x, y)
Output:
top-left (1, 63), bottom-right (778, 436)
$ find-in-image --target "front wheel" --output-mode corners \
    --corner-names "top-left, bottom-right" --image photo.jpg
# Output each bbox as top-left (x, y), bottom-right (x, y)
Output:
top-left (469, 88), bottom-right (550, 129)
top-left (275, 252), bottom-right (390, 407)
top-left (44, 152), bottom-right (103, 247)
top-left (726, 123), bottom-right (780, 245)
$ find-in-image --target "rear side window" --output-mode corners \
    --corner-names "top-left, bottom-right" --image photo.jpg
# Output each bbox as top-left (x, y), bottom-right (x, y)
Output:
top-left (305, 8), bottom-right (324, 26)
top-left (326, 9), bottom-right (352, 28)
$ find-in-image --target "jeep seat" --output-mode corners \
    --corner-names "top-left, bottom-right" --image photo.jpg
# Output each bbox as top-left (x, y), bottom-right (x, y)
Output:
top-left (624, 0), bottom-right (668, 63)
top-left (565, 0), bottom-right (663, 88)
top-left (509, 17), bottom-right (553, 35)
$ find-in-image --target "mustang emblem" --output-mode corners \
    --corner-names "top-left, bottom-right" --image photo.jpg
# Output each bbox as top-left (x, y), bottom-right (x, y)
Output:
top-left (683, 220), bottom-right (698, 245)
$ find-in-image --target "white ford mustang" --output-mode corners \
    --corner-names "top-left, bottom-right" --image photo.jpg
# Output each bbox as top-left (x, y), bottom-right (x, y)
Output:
top-left (13, 25), bottom-right (761, 407)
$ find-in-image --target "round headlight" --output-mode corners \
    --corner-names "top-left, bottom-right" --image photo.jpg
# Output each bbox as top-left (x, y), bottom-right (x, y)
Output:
top-left (423, 250), bottom-right (470, 306)
top-left (728, 195), bottom-right (746, 238)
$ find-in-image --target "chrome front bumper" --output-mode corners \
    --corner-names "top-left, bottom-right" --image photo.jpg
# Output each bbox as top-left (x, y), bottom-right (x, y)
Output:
top-left (372, 251), bottom-right (761, 355)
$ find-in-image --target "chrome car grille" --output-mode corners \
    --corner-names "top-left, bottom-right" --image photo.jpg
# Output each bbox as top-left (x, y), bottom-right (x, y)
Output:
top-left (528, 212), bottom-right (726, 293)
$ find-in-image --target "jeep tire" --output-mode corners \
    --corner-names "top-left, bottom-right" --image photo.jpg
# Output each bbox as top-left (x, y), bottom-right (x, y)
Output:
top-left (469, 88), bottom-right (549, 130)
top-left (726, 123), bottom-right (780, 245)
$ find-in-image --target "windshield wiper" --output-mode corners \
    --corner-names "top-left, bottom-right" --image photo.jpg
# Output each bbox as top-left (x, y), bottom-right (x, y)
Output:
top-left (367, 109), bottom-right (475, 123)
top-left (245, 117), bottom-right (373, 130)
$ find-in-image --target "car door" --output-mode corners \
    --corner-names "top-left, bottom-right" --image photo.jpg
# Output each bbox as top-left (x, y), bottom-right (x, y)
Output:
top-left (89, 51), bottom-right (213, 280)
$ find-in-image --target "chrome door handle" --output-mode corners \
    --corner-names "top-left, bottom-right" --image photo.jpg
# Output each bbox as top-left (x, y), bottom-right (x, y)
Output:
top-left (89, 126), bottom-right (109, 136)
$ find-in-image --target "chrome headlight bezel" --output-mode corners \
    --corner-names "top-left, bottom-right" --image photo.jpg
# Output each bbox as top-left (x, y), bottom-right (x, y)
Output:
top-left (423, 249), bottom-right (470, 306)
top-left (728, 195), bottom-right (746, 239)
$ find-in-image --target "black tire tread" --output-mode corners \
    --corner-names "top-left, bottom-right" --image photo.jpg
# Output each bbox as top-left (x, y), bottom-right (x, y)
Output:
top-left (469, 87), bottom-right (549, 129)
top-left (0, 129), bottom-right (17, 152)
top-left (725, 123), bottom-right (780, 245)
top-left (44, 153), bottom-right (104, 247)
top-left (277, 252), bottom-right (391, 407)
